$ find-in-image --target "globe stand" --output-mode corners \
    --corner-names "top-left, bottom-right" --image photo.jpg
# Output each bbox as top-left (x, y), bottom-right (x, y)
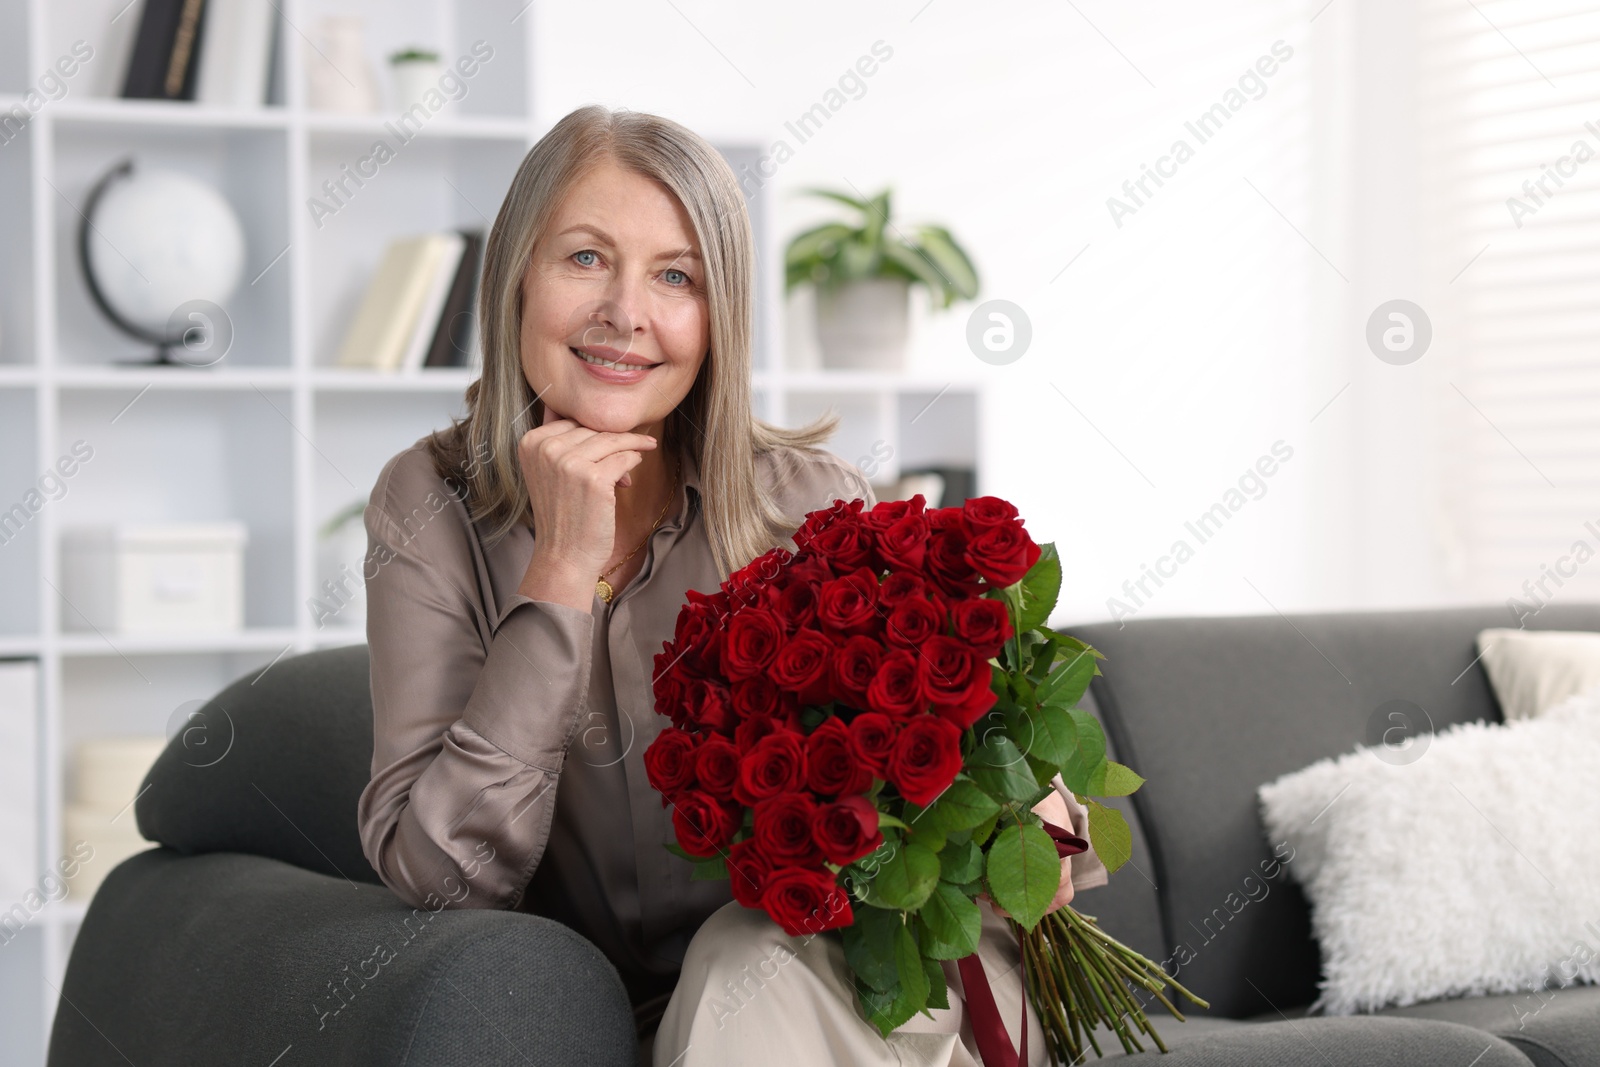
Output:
top-left (78, 158), bottom-right (234, 370)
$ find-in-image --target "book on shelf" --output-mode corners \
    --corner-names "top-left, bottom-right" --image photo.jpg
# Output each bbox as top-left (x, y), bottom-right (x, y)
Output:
top-left (193, 0), bottom-right (276, 108)
top-left (336, 230), bottom-right (484, 372)
top-left (122, 0), bottom-right (210, 101)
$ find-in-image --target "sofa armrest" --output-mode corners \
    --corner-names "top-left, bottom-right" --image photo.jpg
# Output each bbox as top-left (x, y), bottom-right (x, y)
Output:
top-left (48, 847), bottom-right (636, 1067)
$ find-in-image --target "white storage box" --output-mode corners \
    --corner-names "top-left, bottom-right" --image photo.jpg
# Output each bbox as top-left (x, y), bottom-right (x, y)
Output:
top-left (61, 523), bottom-right (248, 634)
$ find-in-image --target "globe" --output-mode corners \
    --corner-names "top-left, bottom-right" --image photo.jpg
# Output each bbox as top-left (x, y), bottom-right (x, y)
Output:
top-left (80, 160), bottom-right (245, 364)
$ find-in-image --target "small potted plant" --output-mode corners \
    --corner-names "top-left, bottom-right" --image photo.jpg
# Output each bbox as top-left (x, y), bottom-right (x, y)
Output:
top-left (785, 187), bottom-right (979, 371)
top-left (388, 47), bottom-right (444, 110)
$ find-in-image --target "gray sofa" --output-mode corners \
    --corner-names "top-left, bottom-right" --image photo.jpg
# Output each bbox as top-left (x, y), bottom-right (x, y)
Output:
top-left (47, 605), bottom-right (1600, 1065)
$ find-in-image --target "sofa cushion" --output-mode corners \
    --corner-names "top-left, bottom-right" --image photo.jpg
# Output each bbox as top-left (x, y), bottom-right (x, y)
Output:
top-left (1075, 1013), bottom-right (1534, 1064)
top-left (1378, 986), bottom-right (1600, 1067)
top-left (1258, 691), bottom-right (1600, 1015)
top-left (1065, 604), bottom-right (1600, 1018)
top-left (135, 644), bottom-right (383, 884)
top-left (1476, 628), bottom-right (1600, 720)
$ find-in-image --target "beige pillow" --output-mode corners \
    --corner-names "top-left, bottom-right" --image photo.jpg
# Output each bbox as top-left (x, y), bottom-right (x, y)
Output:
top-left (1476, 628), bottom-right (1600, 719)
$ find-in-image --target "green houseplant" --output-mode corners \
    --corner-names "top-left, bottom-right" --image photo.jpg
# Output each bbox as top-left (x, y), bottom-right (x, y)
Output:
top-left (785, 187), bottom-right (979, 371)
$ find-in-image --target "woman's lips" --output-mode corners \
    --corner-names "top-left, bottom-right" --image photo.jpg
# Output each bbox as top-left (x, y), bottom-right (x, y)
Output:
top-left (571, 346), bottom-right (658, 383)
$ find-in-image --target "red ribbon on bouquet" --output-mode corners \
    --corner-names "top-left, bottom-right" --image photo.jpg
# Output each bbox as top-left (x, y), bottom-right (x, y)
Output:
top-left (957, 820), bottom-right (1089, 1067)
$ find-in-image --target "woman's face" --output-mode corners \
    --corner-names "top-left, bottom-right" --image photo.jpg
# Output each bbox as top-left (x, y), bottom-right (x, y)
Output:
top-left (519, 156), bottom-right (710, 436)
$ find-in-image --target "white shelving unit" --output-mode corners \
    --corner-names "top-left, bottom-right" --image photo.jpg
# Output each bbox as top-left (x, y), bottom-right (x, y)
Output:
top-left (0, 1), bottom-right (986, 1061)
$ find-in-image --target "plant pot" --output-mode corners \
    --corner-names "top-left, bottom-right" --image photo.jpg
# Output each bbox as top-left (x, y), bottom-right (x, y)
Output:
top-left (389, 59), bottom-right (445, 111)
top-left (814, 278), bottom-right (910, 371)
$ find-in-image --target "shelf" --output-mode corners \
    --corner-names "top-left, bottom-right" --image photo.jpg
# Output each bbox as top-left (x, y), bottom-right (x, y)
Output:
top-left (303, 111), bottom-right (531, 142)
top-left (55, 628), bottom-right (301, 658)
top-left (0, 635), bottom-right (42, 657)
top-left (52, 367), bottom-right (296, 391)
top-left (312, 368), bottom-right (477, 392)
top-left (50, 98), bottom-right (291, 131)
top-left (0, 366), bottom-right (39, 387)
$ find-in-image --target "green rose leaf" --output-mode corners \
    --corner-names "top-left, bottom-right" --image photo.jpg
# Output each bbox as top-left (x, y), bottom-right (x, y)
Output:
top-left (842, 904), bottom-right (901, 992)
top-left (1059, 710), bottom-right (1108, 795)
top-left (1038, 646), bottom-right (1098, 709)
top-left (1086, 797), bottom-right (1134, 873)
top-left (985, 821), bottom-right (1061, 931)
top-left (923, 954), bottom-right (950, 1012)
top-left (968, 734), bottom-right (1039, 803)
top-left (865, 923), bottom-right (930, 1035)
top-left (939, 838), bottom-right (984, 885)
top-left (1017, 542), bottom-right (1061, 632)
top-left (873, 841), bottom-right (940, 910)
top-left (924, 779), bottom-right (1001, 834)
top-left (918, 882), bottom-right (982, 959)
top-left (1022, 704), bottom-right (1077, 769)
top-left (1097, 760), bottom-right (1146, 797)
top-left (689, 855), bottom-right (730, 881)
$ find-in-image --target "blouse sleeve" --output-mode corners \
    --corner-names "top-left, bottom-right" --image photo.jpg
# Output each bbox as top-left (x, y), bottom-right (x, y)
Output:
top-left (1054, 775), bottom-right (1110, 892)
top-left (355, 462), bottom-right (595, 913)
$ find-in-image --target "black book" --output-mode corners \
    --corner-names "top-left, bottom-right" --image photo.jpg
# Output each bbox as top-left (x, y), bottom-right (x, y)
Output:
top-left (122, 0), bottom-right (209, 100)
top-left (424, 229), bottom-right (485, 368)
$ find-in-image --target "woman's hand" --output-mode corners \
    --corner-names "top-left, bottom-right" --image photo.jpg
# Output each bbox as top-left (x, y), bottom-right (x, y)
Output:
top-left (984, 790), bottom-right (1077, 921)
top-left (516, 402), bottom-right (658, 609)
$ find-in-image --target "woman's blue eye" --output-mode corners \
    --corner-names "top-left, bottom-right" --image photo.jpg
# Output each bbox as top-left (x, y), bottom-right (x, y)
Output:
top-left (664, 269), bottom-right (691, 286)
top-left (573, 250), bottom-right (599, 266)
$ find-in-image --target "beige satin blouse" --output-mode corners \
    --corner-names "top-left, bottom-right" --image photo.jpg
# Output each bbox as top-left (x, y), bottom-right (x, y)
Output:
top-left (356, 437), bottom-right (1106, 1011)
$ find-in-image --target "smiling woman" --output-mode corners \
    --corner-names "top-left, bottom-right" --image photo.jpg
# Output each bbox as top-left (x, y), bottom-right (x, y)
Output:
top-left (353, 102), bottom-right (1096, 1067)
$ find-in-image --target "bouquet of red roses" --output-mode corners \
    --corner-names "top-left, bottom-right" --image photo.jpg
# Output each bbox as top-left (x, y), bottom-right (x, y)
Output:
top-left (645, 493), bottom-right (1205, 1061)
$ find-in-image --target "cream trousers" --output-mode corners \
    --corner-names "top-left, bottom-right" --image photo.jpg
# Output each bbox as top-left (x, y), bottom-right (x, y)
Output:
top-left (650, 898), bottom-right (1050, 1067)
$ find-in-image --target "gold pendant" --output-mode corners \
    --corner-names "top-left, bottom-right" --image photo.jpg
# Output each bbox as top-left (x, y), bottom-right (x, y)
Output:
top-left (596, 578), bottom-right (614, 603)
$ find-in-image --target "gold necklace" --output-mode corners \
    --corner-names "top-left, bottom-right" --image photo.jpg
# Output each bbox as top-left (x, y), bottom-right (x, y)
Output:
top-left (597, 454), bottom-right (679, 604)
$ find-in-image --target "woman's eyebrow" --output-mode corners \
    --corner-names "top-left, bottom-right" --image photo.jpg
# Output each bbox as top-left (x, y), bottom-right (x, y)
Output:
top-left (558, 223), bottom-right (701, 261)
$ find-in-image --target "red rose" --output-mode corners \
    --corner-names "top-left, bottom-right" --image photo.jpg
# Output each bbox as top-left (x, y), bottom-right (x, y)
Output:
top-left (774, 580), bottom-right (819, 631)
top-left (926, 528), bottom-right (986, 599)
top-left (848, 713), bottom-right (897, 778)
top-left (643, 727), bottom-right (697, 801)
top-left (671, 791), bottom-right (739, 858)
top-left (653, 652), bottom-right (690, 725)
top-left (794, 497), bottom-right (866, 549)
top-left (731, 672), bottom-right (781, 718)
top-left (686, 678), bottom-right (736, 734)
top-left (876, 571), bottom-right (930, 611)
top-left (761, 866), bottom-right (853, 936)
top-left (884, 596), bottom-right (943, 649)
top-left (888, 716), bottom-right (964, 807)
top-left (866, 648), bottom-right (925, 719)
top-left (874, 513), bottom-right (930, 572)
top-left (809, 512), bottom-right (874, 571)
top-left (964, 519), bottom-right (1041, 589)
top-left (829, 635), bottom-right (882, 708)
top-left (727, 838), bottom-right (772, 908)
top-left (862, 494), bottom-right (926, 536)
top-left (812, 795), bottom-right (884, 865)
top-left (723, 607), bottom-right (786, 681)
top-left (728, 547), bottom-right (791, 606)
top-left (918, 635), bottom-right (998, 728)
top-left (753, 792), bottom-right (821, 865)
top-left (949, 597), bottom-right (1012, 659)
top-left (804, 717), bottom-right (872, 797)
top-left (695, 735), bottom-right (742, 801)
top-left (962, 495), bottom-right (1019, 530)
top-left (767, 628), bottom-right (835, 706)
top-left (786, 553), bottom-right (836, 589)
top-left (734, 729), bottom-right (807, 806)
top-left (672, 589), bottom-right (728, 678)
top-left (816, 567), bottom-right (881, 639)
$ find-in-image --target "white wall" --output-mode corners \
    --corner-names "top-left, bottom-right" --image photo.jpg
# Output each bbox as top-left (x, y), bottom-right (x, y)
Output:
top-left (530, 0), bottom-right (1472, 624)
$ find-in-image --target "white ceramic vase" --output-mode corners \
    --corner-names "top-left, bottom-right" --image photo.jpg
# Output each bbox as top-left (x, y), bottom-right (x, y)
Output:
top-left (814, 278), bottom-right (911, 371)
top-left (305, 16), bottom-right (380, 113)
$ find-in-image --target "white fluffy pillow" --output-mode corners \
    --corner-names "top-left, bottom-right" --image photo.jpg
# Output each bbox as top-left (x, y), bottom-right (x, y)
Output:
top-left (1477, 628), bottom-right (1600, 720)
top-left (1257, 691), bottom-right (1600, 1015)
